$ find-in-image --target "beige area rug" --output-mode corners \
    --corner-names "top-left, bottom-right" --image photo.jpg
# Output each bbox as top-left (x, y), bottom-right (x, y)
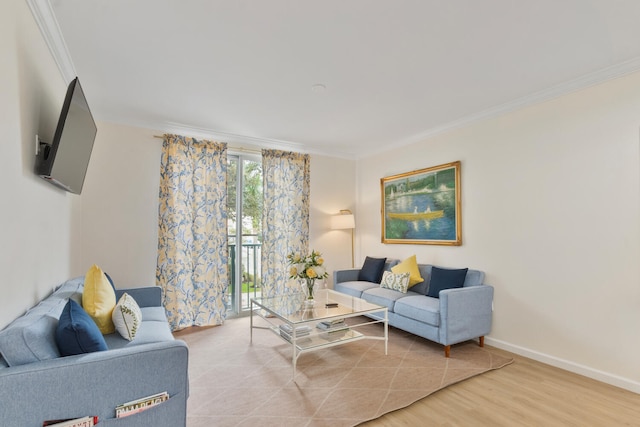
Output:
top-left (176, 315), bottom-right (513, 427)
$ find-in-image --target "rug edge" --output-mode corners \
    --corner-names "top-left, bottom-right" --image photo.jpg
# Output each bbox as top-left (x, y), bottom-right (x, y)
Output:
top-left (354, 355), bottom-right (515, 426)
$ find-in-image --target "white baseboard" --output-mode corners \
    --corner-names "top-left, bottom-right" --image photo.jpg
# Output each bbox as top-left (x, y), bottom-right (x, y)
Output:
top-left (484, 337), bottom-right (640, 394)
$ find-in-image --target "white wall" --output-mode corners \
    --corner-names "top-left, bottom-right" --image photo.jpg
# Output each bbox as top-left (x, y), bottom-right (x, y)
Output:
top-left (309, 154), bottom-right (357, 286)
top-left (6, 0), bottom-right (638, 392)
top-left (81, 122), bottom-right (357, 289)
top-left (0, 0), bottom-right (83, 329)
top-left (80, 122), bottom-right (162, 286)
top-left (356, 71), bottom-right (640, 391)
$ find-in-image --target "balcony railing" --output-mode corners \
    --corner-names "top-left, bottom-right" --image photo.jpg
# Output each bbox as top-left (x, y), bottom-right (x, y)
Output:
top-left (228, 238), bottom-right (262, 312)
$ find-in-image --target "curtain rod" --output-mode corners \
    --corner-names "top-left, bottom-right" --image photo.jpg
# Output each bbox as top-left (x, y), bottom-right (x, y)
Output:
top-left (152, 134), bottom-right (262, 155)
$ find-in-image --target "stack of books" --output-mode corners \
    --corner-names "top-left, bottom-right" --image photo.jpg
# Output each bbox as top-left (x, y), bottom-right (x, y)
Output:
top-left (316, 318), bottom-right (348, 332)
top-left (115, 391), bottom-right (169, 418)
top-left (279, 324), bottom-right (312, 342)
top-left (43, 417), bottom-right (98, 427)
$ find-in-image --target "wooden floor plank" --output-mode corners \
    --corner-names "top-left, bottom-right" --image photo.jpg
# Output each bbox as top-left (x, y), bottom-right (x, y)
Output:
top-left (360, 346), bottom-right (640, 426)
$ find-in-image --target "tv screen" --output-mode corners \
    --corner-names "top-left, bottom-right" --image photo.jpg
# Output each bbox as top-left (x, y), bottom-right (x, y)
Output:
top-left (36, 77), bottom-right (97, 194)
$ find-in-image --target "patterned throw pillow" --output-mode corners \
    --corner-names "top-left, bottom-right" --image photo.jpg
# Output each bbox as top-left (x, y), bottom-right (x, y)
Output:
top-left (112, 293), bottom-right (142, 341)
top-left (379, 271), bottom-right (411, 293)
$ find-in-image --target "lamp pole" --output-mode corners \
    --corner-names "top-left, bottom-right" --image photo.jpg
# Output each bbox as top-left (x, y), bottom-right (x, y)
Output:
top-left (350, 227), bottom-right (355, 268)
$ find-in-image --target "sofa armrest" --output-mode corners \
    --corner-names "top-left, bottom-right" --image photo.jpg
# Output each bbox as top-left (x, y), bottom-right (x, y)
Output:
top-left (0, 340), bottom-right (189, 427)
top-left (116, 286), bottom-right (162, 307)
top-left (439, 285), bottom-right (494, 346)
top-left (333, 269), bottom-right (361, 284)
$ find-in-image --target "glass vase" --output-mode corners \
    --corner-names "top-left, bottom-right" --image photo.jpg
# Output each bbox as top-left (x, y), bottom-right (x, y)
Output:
top-left (302, 278), bottom-right (316, 306)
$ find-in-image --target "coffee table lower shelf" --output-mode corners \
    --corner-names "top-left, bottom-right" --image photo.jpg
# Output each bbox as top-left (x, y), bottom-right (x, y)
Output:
top-left (273, 325), bottom-right (365, 350)
top-left (250, 290), bottom-right (388, 380)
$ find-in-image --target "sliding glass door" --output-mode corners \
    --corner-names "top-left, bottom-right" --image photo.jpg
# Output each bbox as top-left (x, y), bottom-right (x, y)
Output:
top-left (227, 154), bottom-right (263, 315)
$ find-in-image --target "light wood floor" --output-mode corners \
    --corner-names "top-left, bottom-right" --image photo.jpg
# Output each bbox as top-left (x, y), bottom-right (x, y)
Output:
top-left (361, 346), bottom-right (640, 427)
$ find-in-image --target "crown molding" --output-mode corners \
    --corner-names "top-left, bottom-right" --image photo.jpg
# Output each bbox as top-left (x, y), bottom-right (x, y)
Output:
top-left (163, 122), bottom-right (359, 160)
top-left (98, 115), bottom-right (358, 160)
top-left (362, 56), bottom-right (640, 159)
top-left (28, 0), bottom-right (640, 161)
top-left (26, 0), bottom-right (356, 160)
top-left (27, 0), bottom-right (76, 82)
top-left (160, 121), bottom-right (344, 158)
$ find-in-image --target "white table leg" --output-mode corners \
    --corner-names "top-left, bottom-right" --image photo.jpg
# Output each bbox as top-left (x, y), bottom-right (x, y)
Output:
top-left (384, 310), bottom-right (388, 355)
top-left (292, 328), bottom-right (297, 380)
top-left (250, 302), bottom-right (254, 344)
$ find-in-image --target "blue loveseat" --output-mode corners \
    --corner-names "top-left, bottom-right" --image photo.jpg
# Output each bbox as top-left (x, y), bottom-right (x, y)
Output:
top-left (334, 259), bottom-right (494, 357)
top-left (0, 277), bottom-right (189, 427)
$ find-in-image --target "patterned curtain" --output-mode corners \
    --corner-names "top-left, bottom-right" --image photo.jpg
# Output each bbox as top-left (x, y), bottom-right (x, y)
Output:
top-left (261, 149), bottom-right (310, 297)
top-left (156, 134), bottom-right (228, 330)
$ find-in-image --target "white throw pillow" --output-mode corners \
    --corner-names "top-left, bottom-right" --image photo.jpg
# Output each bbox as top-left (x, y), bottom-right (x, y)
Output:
top-left (112, 293), bottom-right (142, 341)
top-left (379, 271), bottom-right (411, 293)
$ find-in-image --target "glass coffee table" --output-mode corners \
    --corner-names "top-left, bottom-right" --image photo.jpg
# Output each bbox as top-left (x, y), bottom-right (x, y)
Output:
top-left (250, 289), bottom-right (388, 379)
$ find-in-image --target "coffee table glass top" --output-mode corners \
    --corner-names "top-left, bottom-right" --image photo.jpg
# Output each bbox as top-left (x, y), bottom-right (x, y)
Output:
top-left (251, 289), bottom-right (385, 325)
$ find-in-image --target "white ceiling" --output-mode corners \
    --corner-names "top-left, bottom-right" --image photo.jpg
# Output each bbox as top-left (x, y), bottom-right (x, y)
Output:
top-left (38, 0), bottom-right (640, 158)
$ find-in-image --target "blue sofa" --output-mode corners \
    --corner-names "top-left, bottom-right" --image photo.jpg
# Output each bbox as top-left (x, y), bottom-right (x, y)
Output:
top-left (0, 277), bottom-right (189, 427)
top-left (334, 260), bottom-right (493, 357)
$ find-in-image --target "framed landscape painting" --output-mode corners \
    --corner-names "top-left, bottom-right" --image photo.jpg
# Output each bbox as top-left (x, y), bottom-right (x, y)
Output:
top-left (381, 161), bottom-right (461, 245)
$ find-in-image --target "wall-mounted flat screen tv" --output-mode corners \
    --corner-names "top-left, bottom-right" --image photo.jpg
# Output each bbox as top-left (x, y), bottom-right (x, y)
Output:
top-left (35, 77), bottom-right (97, 194)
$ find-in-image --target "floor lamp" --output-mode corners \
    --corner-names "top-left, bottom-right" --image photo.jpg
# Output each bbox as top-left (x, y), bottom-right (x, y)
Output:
top-left (330, 209), bottom-right (356, 268)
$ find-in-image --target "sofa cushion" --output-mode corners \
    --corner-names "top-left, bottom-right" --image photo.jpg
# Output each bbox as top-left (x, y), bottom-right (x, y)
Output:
top-left (426, 267), bottom-right (468, 298)
top-left (334, 281), bottom-right (379, 298)
top-left (379, 271), bottom-right (411, 293)
top-left (56, 299), bottom-right (108, 356)
top-left (53, 278), bottom-right (85, 305)
top-left (82, 265), bottom-right (117, 334)
top-left (0, 286), bottom-right (73, 367)
top-left (391, 255), bottom-right (424, 287)
top-left (361, 287), bottom-right (420, 312)
top-left (358, 256), bottom-right (387, 283)
top-left (104, 318), bottom-right (174, 350)
top-left (463, 269), bottom-right (485, 287)
top-left (140, 306), bottom-right (170, 322)
top-left (394, 295), bottom-right (440, 326)
top-left (0, 314), bottom-right (61, 367)
top-left (112, 293), bottom-right (142, 341)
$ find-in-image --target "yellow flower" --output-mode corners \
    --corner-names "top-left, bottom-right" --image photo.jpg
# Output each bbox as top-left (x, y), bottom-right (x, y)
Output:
top-left (287, 250), bottom-right (328, 280)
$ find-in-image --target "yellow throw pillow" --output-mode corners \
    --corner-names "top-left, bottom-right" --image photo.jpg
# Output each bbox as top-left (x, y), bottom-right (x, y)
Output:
top-left (391, 255), bottom-right (424, 287)
top-left (82, 264), bottom-right (117, 334)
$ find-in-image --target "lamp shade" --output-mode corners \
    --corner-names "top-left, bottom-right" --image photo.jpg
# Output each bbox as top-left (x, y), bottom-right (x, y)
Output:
top-left (330, 213), bottom-right (355, 230)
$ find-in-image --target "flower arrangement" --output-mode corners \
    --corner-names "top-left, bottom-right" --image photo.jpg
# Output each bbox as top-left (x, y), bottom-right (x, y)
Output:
top-left (287, 250), bottom-right (328, 301)
top-left (287, 250), bottom-right (328, 281)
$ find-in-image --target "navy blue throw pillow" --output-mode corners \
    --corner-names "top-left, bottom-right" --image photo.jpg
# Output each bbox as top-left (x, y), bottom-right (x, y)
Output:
top-left (55, 299), bottom-right (108, 356)
top-left (426, 267), bottom-right (468, 298)
top-left (358, 257), bottom-right (387, 283)
top-left (104, 272), bottom-right (117, 293)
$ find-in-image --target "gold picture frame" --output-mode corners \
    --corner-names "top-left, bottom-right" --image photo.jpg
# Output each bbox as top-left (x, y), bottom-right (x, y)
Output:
top-left (381, 161), bottom-right (461, 245)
